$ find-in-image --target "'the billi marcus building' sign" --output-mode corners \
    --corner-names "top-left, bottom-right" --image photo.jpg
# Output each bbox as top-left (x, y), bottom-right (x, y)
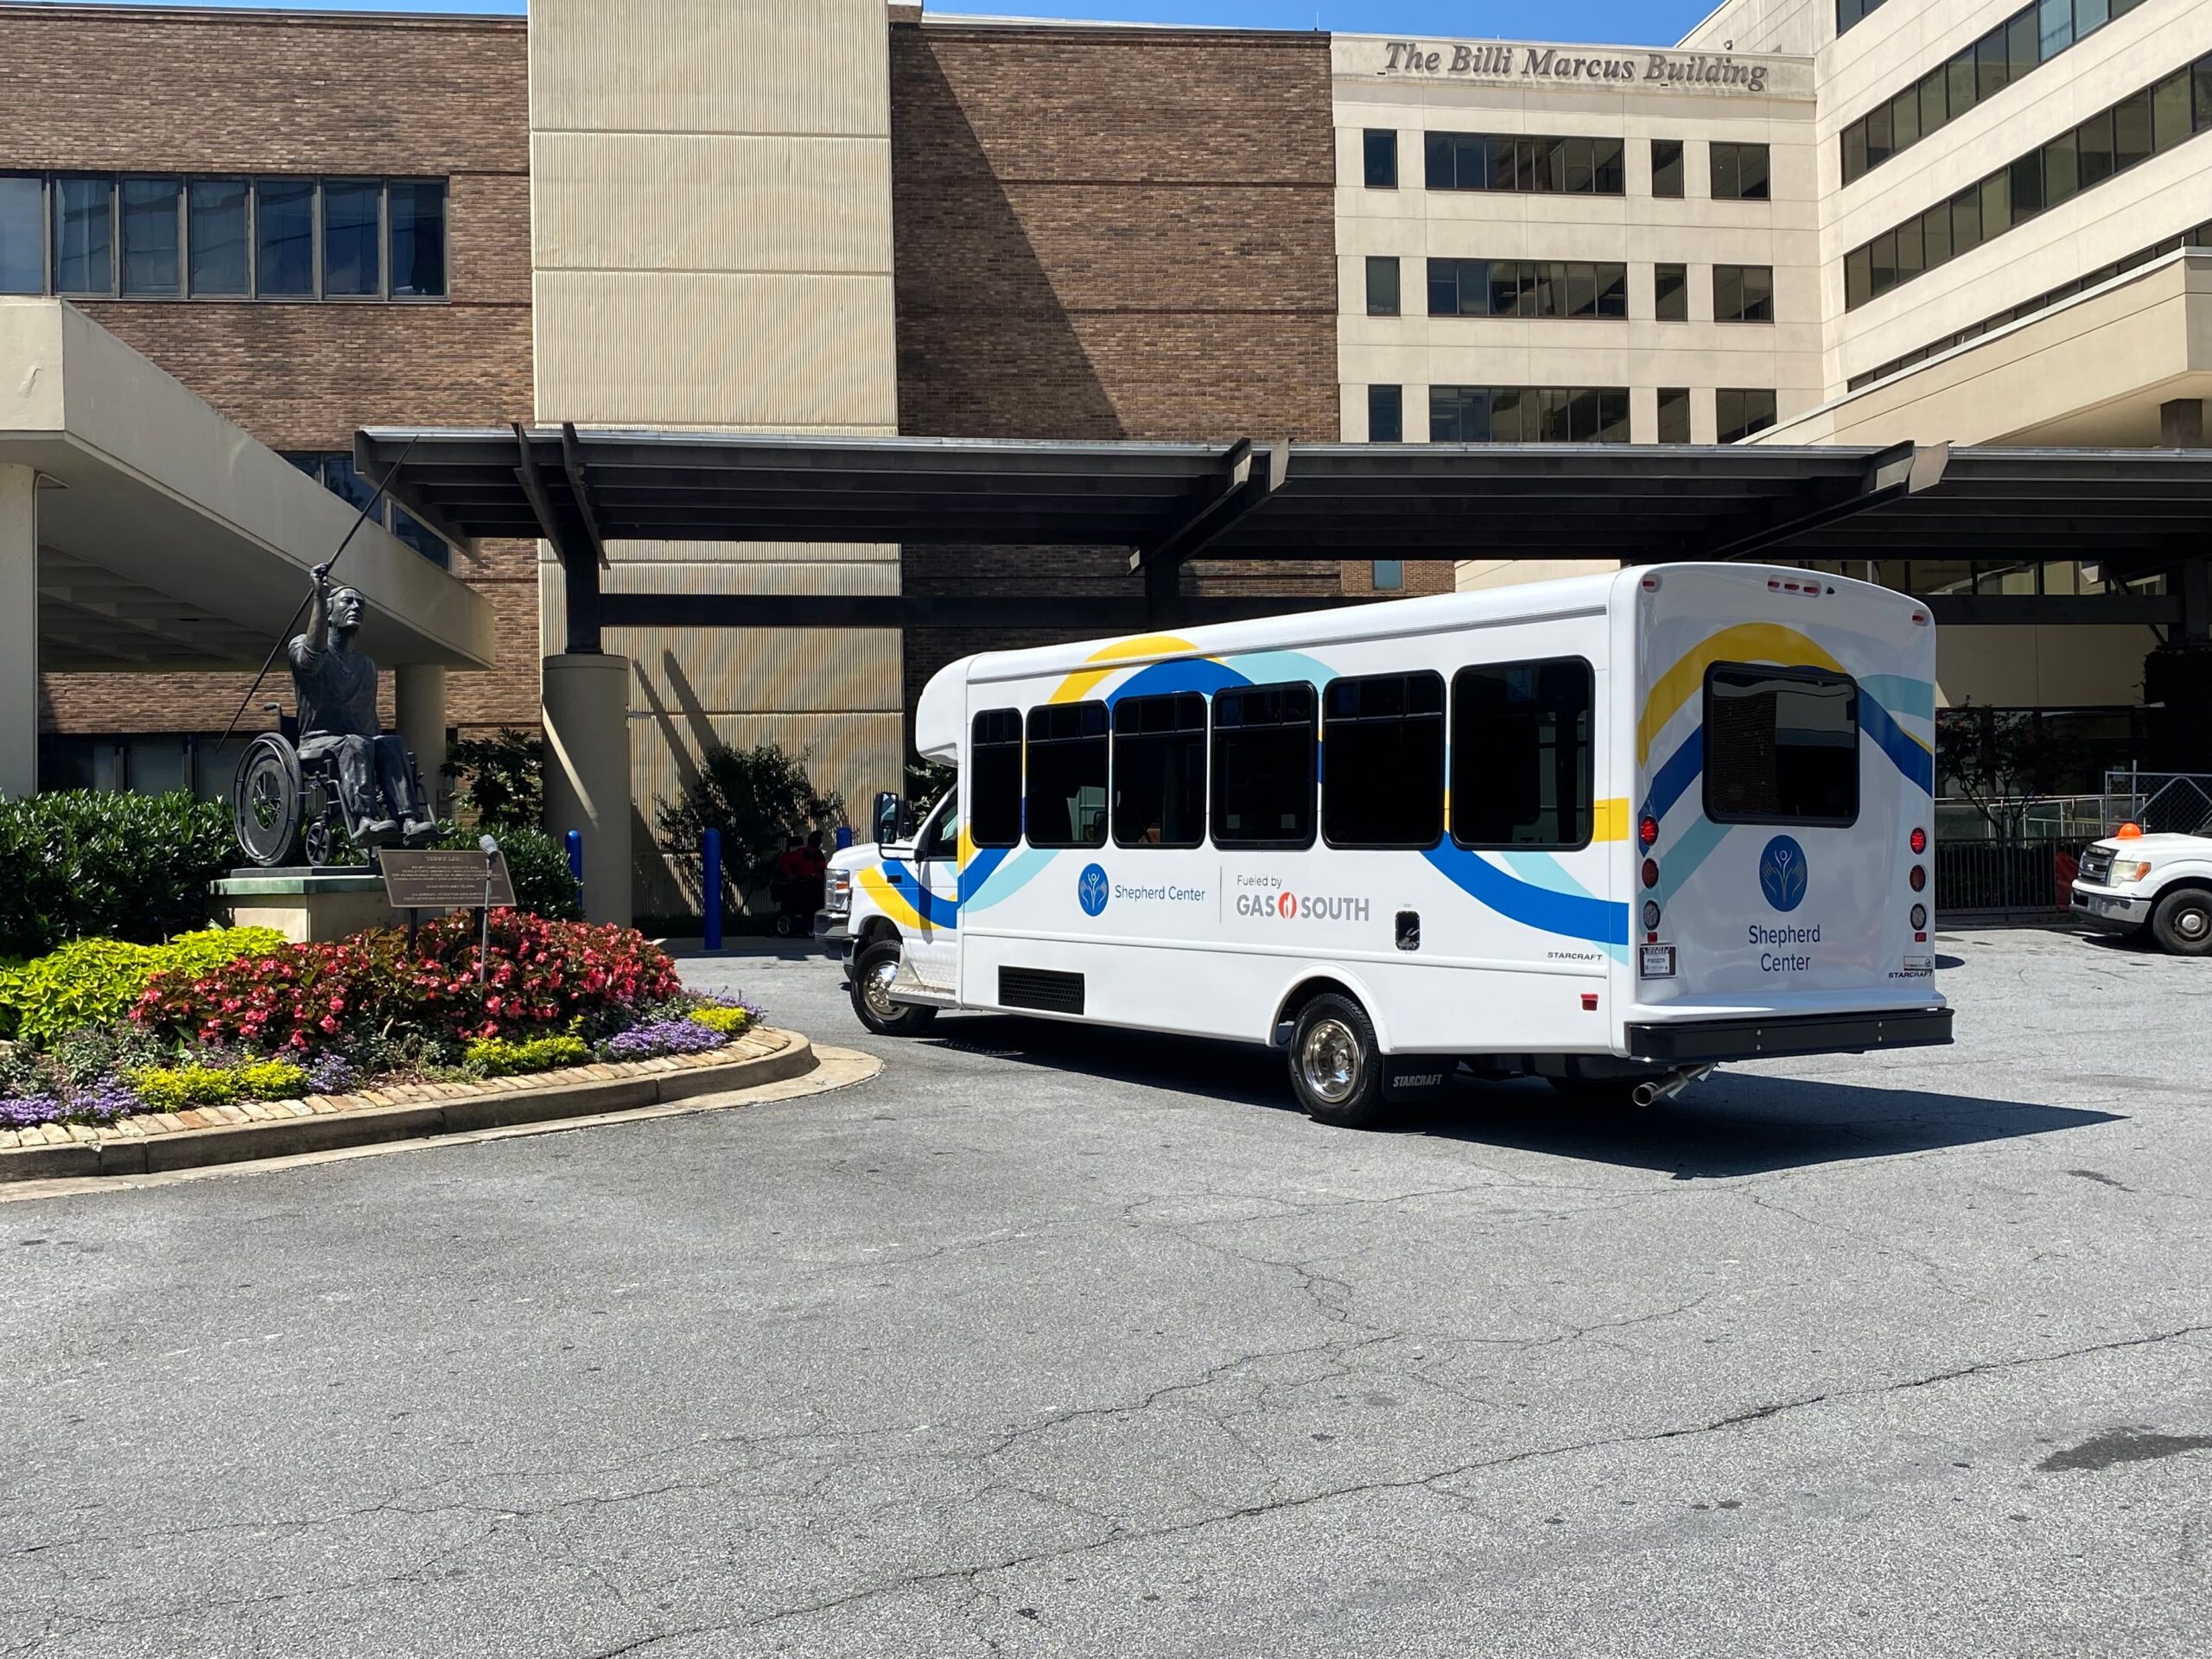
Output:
top-left (1370, 39), bottom-right (1805, 97)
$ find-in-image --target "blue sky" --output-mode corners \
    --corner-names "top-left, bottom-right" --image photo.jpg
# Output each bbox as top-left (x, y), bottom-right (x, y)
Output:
top-left (67, 1), bottom-right (1722, 48)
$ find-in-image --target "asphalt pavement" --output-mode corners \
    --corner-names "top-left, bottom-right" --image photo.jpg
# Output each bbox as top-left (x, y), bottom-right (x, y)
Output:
top-left (3, 925), bottom-right (2208, 1657)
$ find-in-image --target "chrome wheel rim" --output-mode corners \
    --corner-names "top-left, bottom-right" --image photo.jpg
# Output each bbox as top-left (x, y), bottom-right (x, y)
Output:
top-left (2177, 906), bottom-right (2210, 943)
top-left (861, 957), bottom-right (899, 1020)
top-left (1299, 1018), bottom-right (1361, 1106)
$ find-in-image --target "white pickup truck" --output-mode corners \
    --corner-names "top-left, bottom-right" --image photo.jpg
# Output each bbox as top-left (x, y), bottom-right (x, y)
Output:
top-left (2069, 830), bottom-right (2212, 956)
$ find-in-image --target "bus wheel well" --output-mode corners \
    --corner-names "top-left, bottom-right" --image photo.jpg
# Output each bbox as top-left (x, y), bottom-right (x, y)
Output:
top-left (855, 916), bottom-right (901, 951)
top-left (1273, 976), bottom-right (1363, 1042)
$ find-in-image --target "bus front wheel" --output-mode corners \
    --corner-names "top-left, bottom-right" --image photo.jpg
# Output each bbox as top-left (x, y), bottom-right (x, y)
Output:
top-left (849, 939), bottom-right (938, 1037)
top-left (1287, 993), bottom-right (1390, 1129)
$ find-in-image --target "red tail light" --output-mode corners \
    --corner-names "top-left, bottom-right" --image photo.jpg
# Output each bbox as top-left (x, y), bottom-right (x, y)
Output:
top-left (1910, 827), bottom-right (1928, 855)
top-left (1639, 816), bottom-right (1660, 849)
top-left (1909, 864), bottom-right (1927, 892)
top-left (1641, 858), bottom-right (1660, 890)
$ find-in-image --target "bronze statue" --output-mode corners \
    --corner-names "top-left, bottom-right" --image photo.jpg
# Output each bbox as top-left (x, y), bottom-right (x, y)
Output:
top-left (288, 563), bottom-right (434, 848)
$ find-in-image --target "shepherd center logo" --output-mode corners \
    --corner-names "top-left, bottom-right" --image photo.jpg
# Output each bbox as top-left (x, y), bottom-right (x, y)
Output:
top-left (1759, 836), bottom-right (1809, 912)
top-left (1077, 863), bottom-right (1110, 918)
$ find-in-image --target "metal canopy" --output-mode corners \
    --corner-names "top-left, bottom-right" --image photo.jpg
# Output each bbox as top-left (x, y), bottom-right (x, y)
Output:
top-left (354, 427), bottom-right (2212, 640)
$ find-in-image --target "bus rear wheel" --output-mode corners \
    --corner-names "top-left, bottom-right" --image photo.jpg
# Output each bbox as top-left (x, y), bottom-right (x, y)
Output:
top-left (1287, 993), bottom-right (1389, 1129)
top-left (849, 939), bottom-right (938, 1037)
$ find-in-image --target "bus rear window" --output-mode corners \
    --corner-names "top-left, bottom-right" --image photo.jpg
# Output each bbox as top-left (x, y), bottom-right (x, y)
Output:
top-left (1703, 664), bottom-right (1859, 826)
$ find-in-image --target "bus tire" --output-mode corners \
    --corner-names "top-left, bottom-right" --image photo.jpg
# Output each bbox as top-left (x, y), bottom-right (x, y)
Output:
top-left (2150, 887), bottom-right (2212, 956)
top-left (849, 939), bottom-right (938, 1037)
top-left (1287, 992), bottom-right (1390, 1129)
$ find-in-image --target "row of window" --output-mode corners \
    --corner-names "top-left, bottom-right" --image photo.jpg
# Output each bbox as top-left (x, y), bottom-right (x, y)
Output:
top-left (1836, 0), bottom-right (1893, 35)
top-left (0, 174), bottom-right (448, 302)
top-left (283, 453), bottom-right (451, 568)
top-left (1363, 130), bottom-right (1770, 201)
top-left (1366, 385), bottom-right (1777, 445)
top-left (1847, 219), bottom-right (2212, 391)
top-left (965, 659), bottom-right (1857, 857)
top-left (1364, 258), bottom-right (1774, 324)
top-left (1846, 54), bottom-right (2212, 310)
top-left (1841, 0), bottom-right (2156, 186)
top-left (969, 665), bottom-right (1596, 854)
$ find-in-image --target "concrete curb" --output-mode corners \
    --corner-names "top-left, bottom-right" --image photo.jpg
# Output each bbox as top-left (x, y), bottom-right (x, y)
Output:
top-left (0, 1030), bottom-right (817, 1184)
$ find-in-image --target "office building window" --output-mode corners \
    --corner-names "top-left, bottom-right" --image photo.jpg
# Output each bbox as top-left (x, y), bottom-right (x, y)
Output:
top-left (283, 453), bottom-right (452, 568)
top-left (1372, 559), bottom-right (1404, 592)
top-left (1368, 384), bottom-right (1403, 443)
top-left (1843, 0), bottom-right (2161, 185)
top-left (1844, 52), bottom-right (2212, 310)
top-left (1654, 262), bottom-right (1688, 321)
top-left (1363, 129), bottom-right (1398, 189)
top-left (1713, 264), bottom-right (1775, 323)
top-left (1651, 138), bottom-right (1684, 198)
top-left (1426, 258), bottom-right (1627, 320)
top-left (1424, 131), bottom-right (1624, 195)
top-left (1432, 386), bottom-right (1630, 443)
top-left (0, 175), bottom-right (40, 294)
top-left (0, 174), bottom-right (446, 301)
top-left (1846, 216), bottom-right (2212, 391)
top-left (188, 180), bottom-right (249, 296)
top-left (1717, 389), bottom-right (1778, 443)
top-left (1657, 387), bottom-right (1693, 444)
top-left (1710, 142), bottom-right (1770, 200)
top-left (119, 178), bottom-right (181, 296)
top-left (1837, 0), bottom-right (1893, 36)
top-left (1365, 255), bottom-right (1400, 317)
top-left (51, 176), bottom-right (111, 296)
top-left (1323, 672), bottom-right (1445, 849)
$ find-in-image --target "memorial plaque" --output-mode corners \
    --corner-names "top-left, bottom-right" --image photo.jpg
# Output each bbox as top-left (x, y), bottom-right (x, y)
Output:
top-left (378, 849), bottom-right (518, 912)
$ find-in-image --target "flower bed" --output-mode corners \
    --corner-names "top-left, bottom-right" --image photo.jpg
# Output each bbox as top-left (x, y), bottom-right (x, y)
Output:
top-left (0, 915), bottom-right (760, 1129)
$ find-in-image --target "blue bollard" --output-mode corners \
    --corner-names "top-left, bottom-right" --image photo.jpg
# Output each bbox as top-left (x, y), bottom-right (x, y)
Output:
top-left (565, 829), bottom-right (583, 888)
top-left (702, 828), bottom-right (723, 952)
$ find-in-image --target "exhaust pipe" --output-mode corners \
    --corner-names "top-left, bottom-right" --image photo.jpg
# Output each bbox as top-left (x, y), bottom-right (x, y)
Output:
top-left (1630, 1065), bottom-right (1715, 1108)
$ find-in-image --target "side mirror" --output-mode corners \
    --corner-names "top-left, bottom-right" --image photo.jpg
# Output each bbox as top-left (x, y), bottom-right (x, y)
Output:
top-left (874, 791), bottom-right (907, 846)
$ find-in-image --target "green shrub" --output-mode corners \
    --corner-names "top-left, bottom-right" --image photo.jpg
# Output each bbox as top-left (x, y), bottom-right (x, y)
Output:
top-left (653, 742), bottom-right (843, 918)
top-left (0, 927), bottom-right (286, 1047)
top-left (0, 791), bottom-right (235, 960)
top-left (431, 823), bottom-right (582, 922)
top-left (444, 729), bottom-right (545, 830)
top-left (463, 1033), bottom-right (589, 1078)
top-left (128, 1058), bottom-right (308, 1112)
top-left (689, 1005), bottom-right (752, 1035)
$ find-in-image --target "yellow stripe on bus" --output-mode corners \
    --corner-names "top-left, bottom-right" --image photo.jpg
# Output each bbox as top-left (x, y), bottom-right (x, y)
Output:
top-left (1049, 634), bottom-right (1198, 704)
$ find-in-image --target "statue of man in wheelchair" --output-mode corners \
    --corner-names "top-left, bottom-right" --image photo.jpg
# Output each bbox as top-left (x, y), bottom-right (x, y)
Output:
top-left (232, 564), bottom-right (438, 868)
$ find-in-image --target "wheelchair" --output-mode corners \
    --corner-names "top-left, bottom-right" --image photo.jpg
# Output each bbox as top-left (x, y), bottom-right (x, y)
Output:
top-left (232, 712), bottom-right (427, 869)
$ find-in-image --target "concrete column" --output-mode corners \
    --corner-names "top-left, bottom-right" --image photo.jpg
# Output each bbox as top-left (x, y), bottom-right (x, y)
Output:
top-left (393, 664), bottom-right (448, 820)
top-left (2159, 398), bottom-right (2206, 448)
top-left (542, 652), bottom-right (631, 925)
top-left (0, 465), bottom-right (36, 799)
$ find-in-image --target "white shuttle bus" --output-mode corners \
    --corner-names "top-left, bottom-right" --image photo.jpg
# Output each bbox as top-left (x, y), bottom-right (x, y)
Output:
top-left (823, 564), bottom-right (1951, 1128)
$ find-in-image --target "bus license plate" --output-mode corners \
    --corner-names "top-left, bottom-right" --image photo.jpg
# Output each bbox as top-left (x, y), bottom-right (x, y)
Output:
top-left (1639, 944), bottom-right (1677, 979)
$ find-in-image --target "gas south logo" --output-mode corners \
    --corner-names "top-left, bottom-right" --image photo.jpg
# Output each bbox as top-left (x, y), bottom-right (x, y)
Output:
top-left (1077, 863), bottom-right (1110, 918)
top-left (1759, 836), bottom-right (1809, 912)
top-left (1234, 890), bottom-right (1372, 923)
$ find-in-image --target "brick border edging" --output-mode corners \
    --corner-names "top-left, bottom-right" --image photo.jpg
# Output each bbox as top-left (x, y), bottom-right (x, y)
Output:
top-left (0, 1029), bottom-right (816, 1184)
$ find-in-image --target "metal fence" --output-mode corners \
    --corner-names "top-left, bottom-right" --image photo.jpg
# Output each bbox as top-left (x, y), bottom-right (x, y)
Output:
top-left (2104, 770), bottom-right (2212, 837)
top-left (1935, 838), bottom-right (2088, 916)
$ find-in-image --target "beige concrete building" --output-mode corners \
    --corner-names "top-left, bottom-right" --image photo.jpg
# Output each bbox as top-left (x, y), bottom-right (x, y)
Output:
top-left (528, 0), bottom-right (906, 917)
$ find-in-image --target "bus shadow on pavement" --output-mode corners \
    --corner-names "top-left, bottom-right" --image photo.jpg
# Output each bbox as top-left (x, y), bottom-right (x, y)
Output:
top-left (1407, 1071), bottom-right (2122, 1179)
top-left (922, 1014), bottom-right (2121, 1181)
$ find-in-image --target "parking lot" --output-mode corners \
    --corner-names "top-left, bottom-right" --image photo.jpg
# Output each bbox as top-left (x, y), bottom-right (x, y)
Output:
top-left (3, 925), bottom-right (2208, 1657)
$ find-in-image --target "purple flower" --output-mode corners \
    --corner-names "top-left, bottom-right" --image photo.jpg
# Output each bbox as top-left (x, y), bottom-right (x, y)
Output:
top-left (307, 1052), bottom-right (358, 1096)
top-left (66, 1076), bottom-right (143, 1124)
top-left (0, 1094), bottom-right (68, 1129)
top-left (603, 1019), bottom-right (733, 1062)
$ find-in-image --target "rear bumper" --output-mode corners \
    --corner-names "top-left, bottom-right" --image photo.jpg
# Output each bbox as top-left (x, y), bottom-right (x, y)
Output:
top-left (1626, 1007), bottom-right (1952, 1064)
top-left (2069, 883), bottom-right (2152, 931)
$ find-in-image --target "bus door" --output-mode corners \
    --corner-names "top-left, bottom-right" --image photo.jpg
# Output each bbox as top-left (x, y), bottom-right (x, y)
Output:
top-left (906, 794), bottom-right (963, 990)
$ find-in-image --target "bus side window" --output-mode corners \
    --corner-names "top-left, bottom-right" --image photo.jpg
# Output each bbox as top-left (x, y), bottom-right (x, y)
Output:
top-left (1212, 683), bottom-right (1316, 849)
top-left (1026, 701), bottom-right (1109, 849)
top-left (1113, 691), bottom-right (1206, 848)
top-left (970, 709), bottom-right (1023, 848)
top-left (1451, 659), bottom-right (1593, 849)
top-left (1322, 671), bottom-right (1445, 849)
